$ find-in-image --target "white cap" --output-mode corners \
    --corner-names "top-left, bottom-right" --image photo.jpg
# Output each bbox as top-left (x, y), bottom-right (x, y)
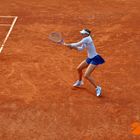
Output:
top-left (80, 29), bottom-right (90, 35)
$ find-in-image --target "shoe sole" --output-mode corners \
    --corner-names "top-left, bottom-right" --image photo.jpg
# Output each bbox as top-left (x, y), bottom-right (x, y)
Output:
top-left (96, 93), bottom-right (102, 97)
top-left (73, 83), bottom-right (84, 87)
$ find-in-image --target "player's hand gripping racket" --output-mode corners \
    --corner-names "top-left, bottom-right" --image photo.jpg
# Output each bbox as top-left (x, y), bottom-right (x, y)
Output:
top-left (48, 32), bottom-right (64, 44)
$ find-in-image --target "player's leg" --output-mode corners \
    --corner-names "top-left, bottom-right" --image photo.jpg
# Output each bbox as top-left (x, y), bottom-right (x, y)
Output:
top-left (84, 64), bottom-right (97, 88)
top-left (73, 60), bottom-right (88, 87)
top-left (84, 64), bottom-right (102, 96)
top-left (77, 60), bottom-right (89, 81)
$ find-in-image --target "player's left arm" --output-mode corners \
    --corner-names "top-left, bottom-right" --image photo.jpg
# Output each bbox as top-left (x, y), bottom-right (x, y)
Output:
top-left (64, 42), bottom-right (86, 51)
top-left (63, 39), bottom-right (84, 50)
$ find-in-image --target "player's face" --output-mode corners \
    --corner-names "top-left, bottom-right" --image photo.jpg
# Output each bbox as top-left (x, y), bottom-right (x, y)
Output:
top-left (81, 34), bottom-right (88, 37)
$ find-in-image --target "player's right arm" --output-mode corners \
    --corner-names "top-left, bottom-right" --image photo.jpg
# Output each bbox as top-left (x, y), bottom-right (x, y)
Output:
top-left (64, 38), bottom-right (86, 50)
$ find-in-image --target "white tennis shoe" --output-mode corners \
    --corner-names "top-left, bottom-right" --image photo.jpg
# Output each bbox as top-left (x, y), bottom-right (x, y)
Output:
top-left (73, 80), bottom-right (84, 87)
top-left (96, 86), bottom-right (102, 97)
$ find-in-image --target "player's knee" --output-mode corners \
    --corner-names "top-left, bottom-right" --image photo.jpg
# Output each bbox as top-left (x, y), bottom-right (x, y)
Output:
top-left (76, 67), bottom-right (82, 72)
top-left (84, 73), bottom-right (89, 79)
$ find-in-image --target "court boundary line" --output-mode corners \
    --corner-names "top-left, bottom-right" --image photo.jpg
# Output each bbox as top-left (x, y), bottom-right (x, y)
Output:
top-left (0, 24), bottom-right (11, 27)
top-left (0, 16), bottom-right (17, 18)
top-left (0, 16), bottom-right (18, 53)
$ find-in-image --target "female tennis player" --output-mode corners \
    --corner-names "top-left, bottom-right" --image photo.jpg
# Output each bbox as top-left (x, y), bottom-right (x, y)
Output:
top-left (63, 29), bottom-right (105, 96)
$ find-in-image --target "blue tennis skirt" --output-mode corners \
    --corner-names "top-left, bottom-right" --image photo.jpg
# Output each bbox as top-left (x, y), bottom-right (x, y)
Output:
top-left (86, 55), bottom-right (105, 65)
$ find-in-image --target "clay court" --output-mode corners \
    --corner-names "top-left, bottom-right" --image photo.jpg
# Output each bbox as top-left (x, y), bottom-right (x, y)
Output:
top-left (0, 0), bottom-right (140, 139)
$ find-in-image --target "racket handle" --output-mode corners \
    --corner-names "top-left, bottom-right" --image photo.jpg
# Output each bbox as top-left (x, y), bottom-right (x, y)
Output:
top-left (60, 39), bottom-right (64, 44)
top-left (57, 39), bottom-right (64, 45)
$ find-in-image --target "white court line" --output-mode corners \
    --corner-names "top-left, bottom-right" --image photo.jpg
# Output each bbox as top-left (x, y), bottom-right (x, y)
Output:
top-left (0, 16), bottom-right (18, 53)
top-left (0, 24), bottom-right (11, 27)
top-left (0, 16), bottom-right (17, 18)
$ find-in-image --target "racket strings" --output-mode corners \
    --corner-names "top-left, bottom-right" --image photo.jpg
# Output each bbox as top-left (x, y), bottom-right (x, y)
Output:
top-left (48, 32), bottom-right (62, 43)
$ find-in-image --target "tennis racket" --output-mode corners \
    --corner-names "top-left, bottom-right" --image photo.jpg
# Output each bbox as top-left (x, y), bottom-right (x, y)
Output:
top-left (48, 32), bottom-right (64, 44)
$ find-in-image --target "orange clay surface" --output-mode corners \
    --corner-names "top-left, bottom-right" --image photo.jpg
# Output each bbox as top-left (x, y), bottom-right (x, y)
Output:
top-left (0, 0), bottom-right (140, 140)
